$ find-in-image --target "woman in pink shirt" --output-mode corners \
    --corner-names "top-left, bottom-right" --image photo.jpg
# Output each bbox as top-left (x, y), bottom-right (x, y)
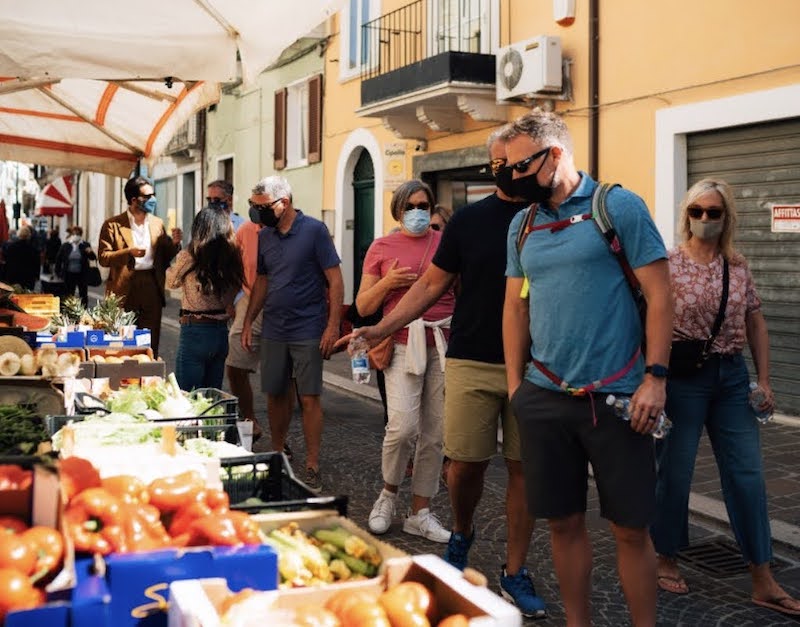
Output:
top-left (651, 178), bottom-right (799, 617)
top-left (356, 179), bottom-right (455, 543)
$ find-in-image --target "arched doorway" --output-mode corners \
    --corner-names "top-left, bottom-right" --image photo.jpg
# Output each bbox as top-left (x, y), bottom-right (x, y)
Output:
top-left (352, 149), bottom-right (375, 300)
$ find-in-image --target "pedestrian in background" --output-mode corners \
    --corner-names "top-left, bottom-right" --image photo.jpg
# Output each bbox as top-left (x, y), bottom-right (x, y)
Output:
top-left (430, 204), bottom-right (452, 231)
top-left (207, 179), bottom-right (245, 232)
top-left (651, 178), bottom-right (800, 617)
top-left (4, 226), bottom-right (40, 290)
top-left (55, 225), bottom-right (95, 307)
top-left (44, 228), bottom-right (61, 274)
top-left (503, 111), bottom-right (672, 626)
top-left (97, 176), bottom-right (182, 357)
top-left (339, 129), bottom-right (546, 619)
top-left (356, 179), bottom-right (455, 543)
top-left (241, 175), bottom-right (344, 494)
top-left (167, 206), bottom-right (244, 391)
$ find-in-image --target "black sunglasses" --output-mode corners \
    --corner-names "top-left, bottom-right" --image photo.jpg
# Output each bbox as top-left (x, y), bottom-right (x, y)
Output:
top-left (509, 147), bottom-right (551, 173)
top-left (687, 206), bottom-right (724, 220)
top-left (248, 198), bottom-right (282, 212)
top-left (405, 202), bottom-right (431, 211)
top-left (138, 193), bottom-right (155, 200)
top-left (206, 196), bottom-right (227, 204)
top-left (489, 158), bottom-right (508, 175)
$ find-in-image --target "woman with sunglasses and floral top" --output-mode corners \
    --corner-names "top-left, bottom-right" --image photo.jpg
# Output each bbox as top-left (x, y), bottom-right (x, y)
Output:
top-left (651, 178), bottom-right (799, 617)
top-left (355, 179), bottom-right (456, 543)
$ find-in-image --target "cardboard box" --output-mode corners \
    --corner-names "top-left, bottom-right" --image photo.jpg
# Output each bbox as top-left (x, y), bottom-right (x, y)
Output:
top-left (71, 544), bottom-right (278, 627)
top-left (168, 554), bottom-right (522, 627)
top-left (86, 328), bottom-right (151, 347)
top-left (3, 460), bottom-right (76, 627)
top-left (36, 330), bottom-right (87, 348)
top-left (89, 348), bottom-right (165, 389)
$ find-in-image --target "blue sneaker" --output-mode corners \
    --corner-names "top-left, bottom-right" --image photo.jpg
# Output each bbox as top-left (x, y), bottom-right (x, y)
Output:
top-left (499, 565), bottom-right (547, 618)
top-left (443, 530), bottom-right (474, 570)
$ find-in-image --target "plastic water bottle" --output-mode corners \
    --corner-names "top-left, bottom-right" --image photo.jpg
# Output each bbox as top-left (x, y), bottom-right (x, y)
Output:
top-left (749, 382), bottom-right (773, 424)
top-left (605, 394), bottom-right (672, 439)
top-left (349, 335), bottom-right (371, 384)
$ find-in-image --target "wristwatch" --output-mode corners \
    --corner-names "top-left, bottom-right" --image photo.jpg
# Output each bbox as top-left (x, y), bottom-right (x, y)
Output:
top-left (645, 364), bottom-right (669, 378)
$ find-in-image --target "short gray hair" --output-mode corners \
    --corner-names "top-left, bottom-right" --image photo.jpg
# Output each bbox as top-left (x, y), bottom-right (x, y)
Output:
top-left (501, 110), bottom-right (573, 154)
top-left (486, 125), bottom-right (509, 156)
top-left (207, 179), bottom-right (233, 198)
top-left (252, 175), bottom-right (293, 201)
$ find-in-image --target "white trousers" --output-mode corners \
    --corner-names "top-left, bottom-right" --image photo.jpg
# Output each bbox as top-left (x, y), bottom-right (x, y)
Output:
top-left (381, 344), bottom-right (444, 498)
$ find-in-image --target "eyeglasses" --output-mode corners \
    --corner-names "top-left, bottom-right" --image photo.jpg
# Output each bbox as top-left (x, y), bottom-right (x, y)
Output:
top-left (138, 193), bottom-right (155, 200)
top-left (248, 198), bottom-right (282, 212)
top-left (509, 147), bottom-right (551, 173)
top-left (405, 202), bottom-right (431, 212)
top-left (489, 158), bottom-right (508, 175)
top-left (687, 206), bottom-right (724, 220)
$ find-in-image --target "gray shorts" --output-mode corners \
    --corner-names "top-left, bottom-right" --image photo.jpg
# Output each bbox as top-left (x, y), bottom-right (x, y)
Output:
top-left (260, 338), bottom-right (323, 396)
top-left (225, 295), bottom-right (262, 372)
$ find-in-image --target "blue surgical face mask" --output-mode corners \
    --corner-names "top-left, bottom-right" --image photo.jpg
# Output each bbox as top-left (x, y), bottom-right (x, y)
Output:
top-left (140, 197), bottom-right (157, 214)
top-left (402, 208), bottom-right (431, 234)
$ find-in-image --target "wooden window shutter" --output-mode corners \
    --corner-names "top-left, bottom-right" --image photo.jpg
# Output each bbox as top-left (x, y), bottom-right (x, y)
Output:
top-left (273, 88), bottom-right (287, 170)
top-left (307, 74), bottom-right (323, 164)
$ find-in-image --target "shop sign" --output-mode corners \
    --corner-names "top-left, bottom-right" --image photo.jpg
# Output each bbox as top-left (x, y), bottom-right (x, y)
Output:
top-left (771, 205), bottom-right (800, 233)
top-left (384, 143), bottom-right (407, 189)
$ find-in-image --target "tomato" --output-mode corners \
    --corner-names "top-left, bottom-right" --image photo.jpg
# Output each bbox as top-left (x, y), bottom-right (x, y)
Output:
top-left (0, 465), bottom-right (32, 491)
top-left (0, 516), bottom-right (28, 534)
top-left (0, 567), bottom-right (45, 621)
top-left (0, 533), bottom-right (36, 575)
top-left (22, 527), bottom-right (64, 580)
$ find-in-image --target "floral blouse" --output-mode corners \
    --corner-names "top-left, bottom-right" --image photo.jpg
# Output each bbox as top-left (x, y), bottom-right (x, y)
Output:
top-left (669, 247), bottom-right (761, 354)
top-left (166, 250), bottom-right (235, 320)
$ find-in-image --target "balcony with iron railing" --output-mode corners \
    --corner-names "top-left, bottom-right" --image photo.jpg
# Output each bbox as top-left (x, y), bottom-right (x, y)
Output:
top-left (357, 0), bottom-right (501, 136)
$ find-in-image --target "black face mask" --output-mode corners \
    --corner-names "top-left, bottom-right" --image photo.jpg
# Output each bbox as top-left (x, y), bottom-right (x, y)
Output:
top-left (494, 167), bottom-right (515, 197)
top-left (259, 207), bottom-right (280, 228)
top-left (512, 170), bottom-right (555, 204)
top-left (248, 206), bottom-right (262, 224)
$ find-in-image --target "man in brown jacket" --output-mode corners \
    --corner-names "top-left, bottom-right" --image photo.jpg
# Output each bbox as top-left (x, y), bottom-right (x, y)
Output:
top-left (97, 176), bottom-right (182, 356)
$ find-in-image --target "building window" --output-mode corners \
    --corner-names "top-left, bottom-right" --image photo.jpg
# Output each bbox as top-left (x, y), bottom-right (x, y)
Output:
top-left (274, 74), bottom-right (322, 170)
top-left (218, 157), bottom-right (233, 183)
top-left (341, 0), bottom-right (378, 78)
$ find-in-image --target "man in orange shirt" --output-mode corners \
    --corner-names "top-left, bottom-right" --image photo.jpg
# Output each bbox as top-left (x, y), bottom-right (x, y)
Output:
top-left (225, 213), bottom-right (263, 438)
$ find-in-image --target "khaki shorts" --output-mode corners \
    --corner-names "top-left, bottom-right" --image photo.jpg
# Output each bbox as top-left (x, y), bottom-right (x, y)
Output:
top-left (443, 358), bottom-right (521, 462)
top-left (225, 295), bottom-right (263, 372)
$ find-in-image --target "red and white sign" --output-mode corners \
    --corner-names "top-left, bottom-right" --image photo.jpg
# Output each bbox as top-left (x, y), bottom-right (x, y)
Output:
top-left (771, 205), bottom-right (800, 233)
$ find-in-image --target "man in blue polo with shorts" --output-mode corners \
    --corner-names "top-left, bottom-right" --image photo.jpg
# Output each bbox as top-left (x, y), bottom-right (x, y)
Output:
top-left (241, 175), bottom-right (343, 494)
top-left (503, 111), bottom-right (673, 626)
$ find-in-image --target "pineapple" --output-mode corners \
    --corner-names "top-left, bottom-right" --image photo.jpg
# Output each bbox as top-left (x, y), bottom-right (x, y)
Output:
top-left (61, 296), bottom-right (86, 324)
top-left (90, 293), bottom-right (138, 334)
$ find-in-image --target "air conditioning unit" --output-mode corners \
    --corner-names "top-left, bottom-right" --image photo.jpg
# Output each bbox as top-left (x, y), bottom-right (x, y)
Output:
top-left (496, 35), bottom-right (562, 101)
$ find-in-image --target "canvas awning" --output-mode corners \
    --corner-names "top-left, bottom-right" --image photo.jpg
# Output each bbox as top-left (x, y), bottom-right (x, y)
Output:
top-left (36, 174), bottom-right (74, 217)
top-left (0, 0), bottom-right (345, 176)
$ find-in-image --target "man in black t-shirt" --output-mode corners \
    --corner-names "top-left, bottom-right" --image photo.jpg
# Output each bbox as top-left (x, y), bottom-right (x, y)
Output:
top-left (343, 129), bottom-right (546, 618)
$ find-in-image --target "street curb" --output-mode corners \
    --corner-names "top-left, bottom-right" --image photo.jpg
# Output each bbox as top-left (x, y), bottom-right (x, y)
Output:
top-left (323, 371), bottom-right (800, 552)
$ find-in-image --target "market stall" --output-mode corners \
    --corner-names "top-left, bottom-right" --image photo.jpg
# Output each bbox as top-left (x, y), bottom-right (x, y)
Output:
top-left (0, 292), bottom-right (521, 626)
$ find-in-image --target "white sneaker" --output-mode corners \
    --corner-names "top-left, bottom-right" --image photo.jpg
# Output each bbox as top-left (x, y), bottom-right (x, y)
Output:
top-left (368, 490), bottom-right (397, 535)
top-left (403, 508), bottom-right (451, 543)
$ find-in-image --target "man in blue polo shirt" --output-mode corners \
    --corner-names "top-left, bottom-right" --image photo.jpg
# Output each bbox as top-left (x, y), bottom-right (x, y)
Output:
top-left (503, 111), bottom-right (673, 626)
top-left (241, 175), bottom-right (343, 493)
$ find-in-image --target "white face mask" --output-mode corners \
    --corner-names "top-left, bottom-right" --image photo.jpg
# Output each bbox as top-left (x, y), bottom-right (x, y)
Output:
top-left (70, 235), bottom-right (81, 244)
top-left (689, 219), bottom-right (724, 241)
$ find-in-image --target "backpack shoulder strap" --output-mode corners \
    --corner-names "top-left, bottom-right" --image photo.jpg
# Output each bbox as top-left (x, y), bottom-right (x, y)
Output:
top-left (515, 204), bottom-right (539, 255)
top-left (591, 183), bottom-right (641, 293)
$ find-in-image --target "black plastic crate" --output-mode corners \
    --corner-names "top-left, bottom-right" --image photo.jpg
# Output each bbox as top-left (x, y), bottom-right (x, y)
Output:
top-left (45, 414), bottom-right (240, 445)
top-left (223, 452), bottom-right (348, 516)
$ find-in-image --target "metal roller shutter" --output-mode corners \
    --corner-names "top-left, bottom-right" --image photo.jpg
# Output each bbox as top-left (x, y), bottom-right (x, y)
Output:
top-left (687, 117), bottom-right (800, 415)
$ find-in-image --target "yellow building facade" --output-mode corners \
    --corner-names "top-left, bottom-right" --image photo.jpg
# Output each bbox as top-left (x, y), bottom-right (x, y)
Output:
top-left (323, 0), bottom-right (800, 412)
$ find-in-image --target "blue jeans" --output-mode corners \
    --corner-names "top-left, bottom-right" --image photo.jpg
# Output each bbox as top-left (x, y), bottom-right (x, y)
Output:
top-left (651, 353), bottom-right (771, 565)
top-left (175, 321), bottom-right (229, 391)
